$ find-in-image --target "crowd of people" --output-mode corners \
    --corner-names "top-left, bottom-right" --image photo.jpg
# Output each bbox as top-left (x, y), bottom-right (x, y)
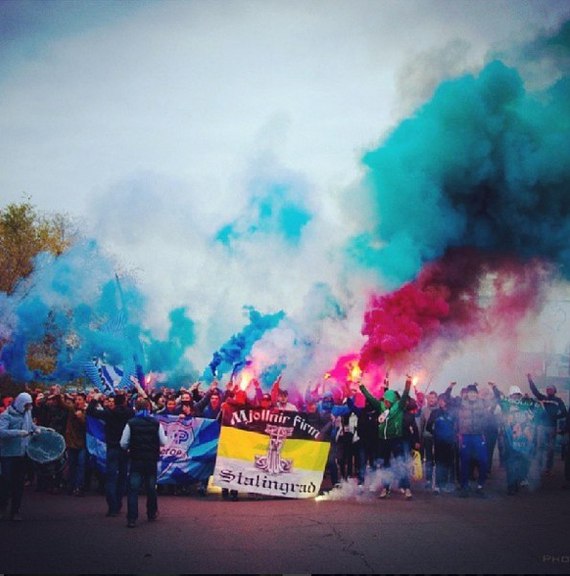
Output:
top-left (1, 371), bottom-right (568, 527)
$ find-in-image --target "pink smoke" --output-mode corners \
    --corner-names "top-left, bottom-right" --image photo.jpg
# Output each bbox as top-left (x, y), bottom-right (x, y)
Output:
top-left (359, 248), bottom-right (551, 373)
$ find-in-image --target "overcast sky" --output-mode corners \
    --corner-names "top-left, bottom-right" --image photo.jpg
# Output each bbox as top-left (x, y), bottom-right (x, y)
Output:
top-left (2, 0), bottom-right (570, 386)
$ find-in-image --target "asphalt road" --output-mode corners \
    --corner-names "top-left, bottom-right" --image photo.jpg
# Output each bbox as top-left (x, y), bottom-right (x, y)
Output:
top-left (1, 462), bottom-right (569, 575)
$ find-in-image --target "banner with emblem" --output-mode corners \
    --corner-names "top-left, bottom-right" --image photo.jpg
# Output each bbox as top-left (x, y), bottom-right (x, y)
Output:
top-left (498, 397), bottom-right (542, 457)
top-left (155, 415), bottom-right (221, 484)
top-left (213, 408), bottom-right (331, 499)
top-left (86, 414), bottom-right (220, 482)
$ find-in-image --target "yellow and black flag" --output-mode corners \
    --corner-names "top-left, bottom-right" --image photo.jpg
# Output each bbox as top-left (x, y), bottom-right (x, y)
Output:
top-left (213, 408), bottom-right (331, 499)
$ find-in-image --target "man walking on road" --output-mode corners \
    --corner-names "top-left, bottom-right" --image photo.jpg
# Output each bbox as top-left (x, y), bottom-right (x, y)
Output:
top-left (120, 397), bottom-right (167, 528)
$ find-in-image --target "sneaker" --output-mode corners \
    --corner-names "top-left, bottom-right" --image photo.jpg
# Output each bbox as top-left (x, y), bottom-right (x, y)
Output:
top-left (378, 488), bottom-right (389, 499)
top-left (475, 485), bottom-right (485, 497)
top-left (10, 512), bottom-right (24, 521)
top-left (148, 512), bottom-right (159, 521)
top-left (433, 486), bottom-right (441, 495)
top-left (127, 519), bottom-right (136, 528)
top-left (230, 491), bottom-right (238, 501)
top-left (72, 488), bottom-right (84, 497)
top-left (404, 488), bottom-right (413, 500)
top-left (105, 510), bottom-right (119, 517)
top-left (520, 479), bottom-right (529, 487)
top-left (197, 486), bottom-right (206, 497)
top-left (458, 487), bottom-right (469, 498)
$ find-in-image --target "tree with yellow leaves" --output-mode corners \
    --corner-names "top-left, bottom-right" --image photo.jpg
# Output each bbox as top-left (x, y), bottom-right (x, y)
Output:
top-left (0, 198), bottom-right (76, 294)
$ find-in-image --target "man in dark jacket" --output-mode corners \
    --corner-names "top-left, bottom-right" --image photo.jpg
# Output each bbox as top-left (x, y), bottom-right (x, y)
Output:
top-left (87, 391), bottom-right (134, 517)
top-left (426, 394), bottom-right (457, 493)
top-left (346, 396), bottom-right (379, 488)
top-left (120, 397), bottom-right (167, 528)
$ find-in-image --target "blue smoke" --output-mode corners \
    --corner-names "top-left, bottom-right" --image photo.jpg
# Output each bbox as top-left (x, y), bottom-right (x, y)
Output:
top-left (143, 306), bottom-right (197, 386)
top-left (349, 21), bottom-right (570, 284)
top-left (0, 239), bottom-right (197, 383)
top-left (203, 305), bottom-right (285, 382)
top-left (215, 178), bottom-right (312, 247)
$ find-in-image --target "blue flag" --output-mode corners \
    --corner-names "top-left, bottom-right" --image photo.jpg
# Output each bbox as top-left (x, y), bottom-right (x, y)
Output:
top-left (86, 415), bottom-right (107, 473)
top-left (156, 415), bottom-right (220, 484)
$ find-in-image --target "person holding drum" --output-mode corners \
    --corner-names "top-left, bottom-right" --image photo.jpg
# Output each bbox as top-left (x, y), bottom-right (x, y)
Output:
top-left (0, 392), bottom-right (44, 521)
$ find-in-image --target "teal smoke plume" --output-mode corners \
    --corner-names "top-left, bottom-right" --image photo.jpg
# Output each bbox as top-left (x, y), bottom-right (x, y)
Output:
top-left (356, 22), bottom-right (570, 370)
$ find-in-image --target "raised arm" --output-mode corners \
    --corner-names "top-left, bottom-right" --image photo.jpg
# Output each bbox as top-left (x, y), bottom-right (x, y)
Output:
top-left (488, 381), bottom-right (503, 402)
top-left (130, 375), bottom-right (158, 411)
top-left (359, 383), bottom-right (382, 412)
top-left (527, 373), bottom-right (545, 401)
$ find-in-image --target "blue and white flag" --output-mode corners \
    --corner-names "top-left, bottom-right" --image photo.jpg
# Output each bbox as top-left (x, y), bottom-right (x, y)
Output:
top-left (86, 415), bottom-right (107, 473)
top-left (83, 358), bottom-right (112, 394)
top-left (83, 357), bottom-right (138, 394)
top-left (156, 415), bottom-right (221, 485)
top-left (87, 414), bottom-right (221, 483)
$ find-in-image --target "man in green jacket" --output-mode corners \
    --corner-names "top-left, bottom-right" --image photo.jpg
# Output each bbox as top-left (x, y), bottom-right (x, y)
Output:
top-left (360, 376), bottom-right (413, 499)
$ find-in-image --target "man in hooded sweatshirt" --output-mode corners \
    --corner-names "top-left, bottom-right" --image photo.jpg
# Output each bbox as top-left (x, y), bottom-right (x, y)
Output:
top-left (0, 392), bottom-right (44, 520)
top-left (359, 376), bottom-right (413, 499)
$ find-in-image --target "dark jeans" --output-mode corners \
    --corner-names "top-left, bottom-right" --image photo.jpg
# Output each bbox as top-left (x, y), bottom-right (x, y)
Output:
top-left (538, 426), bottom-right (557, 472)
top-left (0, 456), bottom-right (27, 515)
top-left (434, 440), bottom-right (455, 488)
top-left (67, 447), bottom-right (87, 491)
top-left (127, 460), bottom-right (158, 521)
top-left (379, 437), bottom-right (410, 490)
top-left (105, 446), bottom-right (128, 514)
top-left (485, 427), bottom-right (498, 472)
top-left (357, 439), bottom-right (378, 484)
top-left (504, 445), bottom-right (530, 491)
top-left (422, 436), bottom-right (434, 485)
top-left (326, 441), bottom-right (340, 486)
top-left (338, 433), bottom-right (357, 479)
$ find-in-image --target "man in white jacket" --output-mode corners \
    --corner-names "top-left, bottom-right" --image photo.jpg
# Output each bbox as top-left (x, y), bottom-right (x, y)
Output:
top-left (0, 392), bottom-right (43, 521)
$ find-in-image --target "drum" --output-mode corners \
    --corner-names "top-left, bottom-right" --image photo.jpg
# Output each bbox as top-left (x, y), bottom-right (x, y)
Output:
top-left (26, 428), bottom-right (67, 476)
